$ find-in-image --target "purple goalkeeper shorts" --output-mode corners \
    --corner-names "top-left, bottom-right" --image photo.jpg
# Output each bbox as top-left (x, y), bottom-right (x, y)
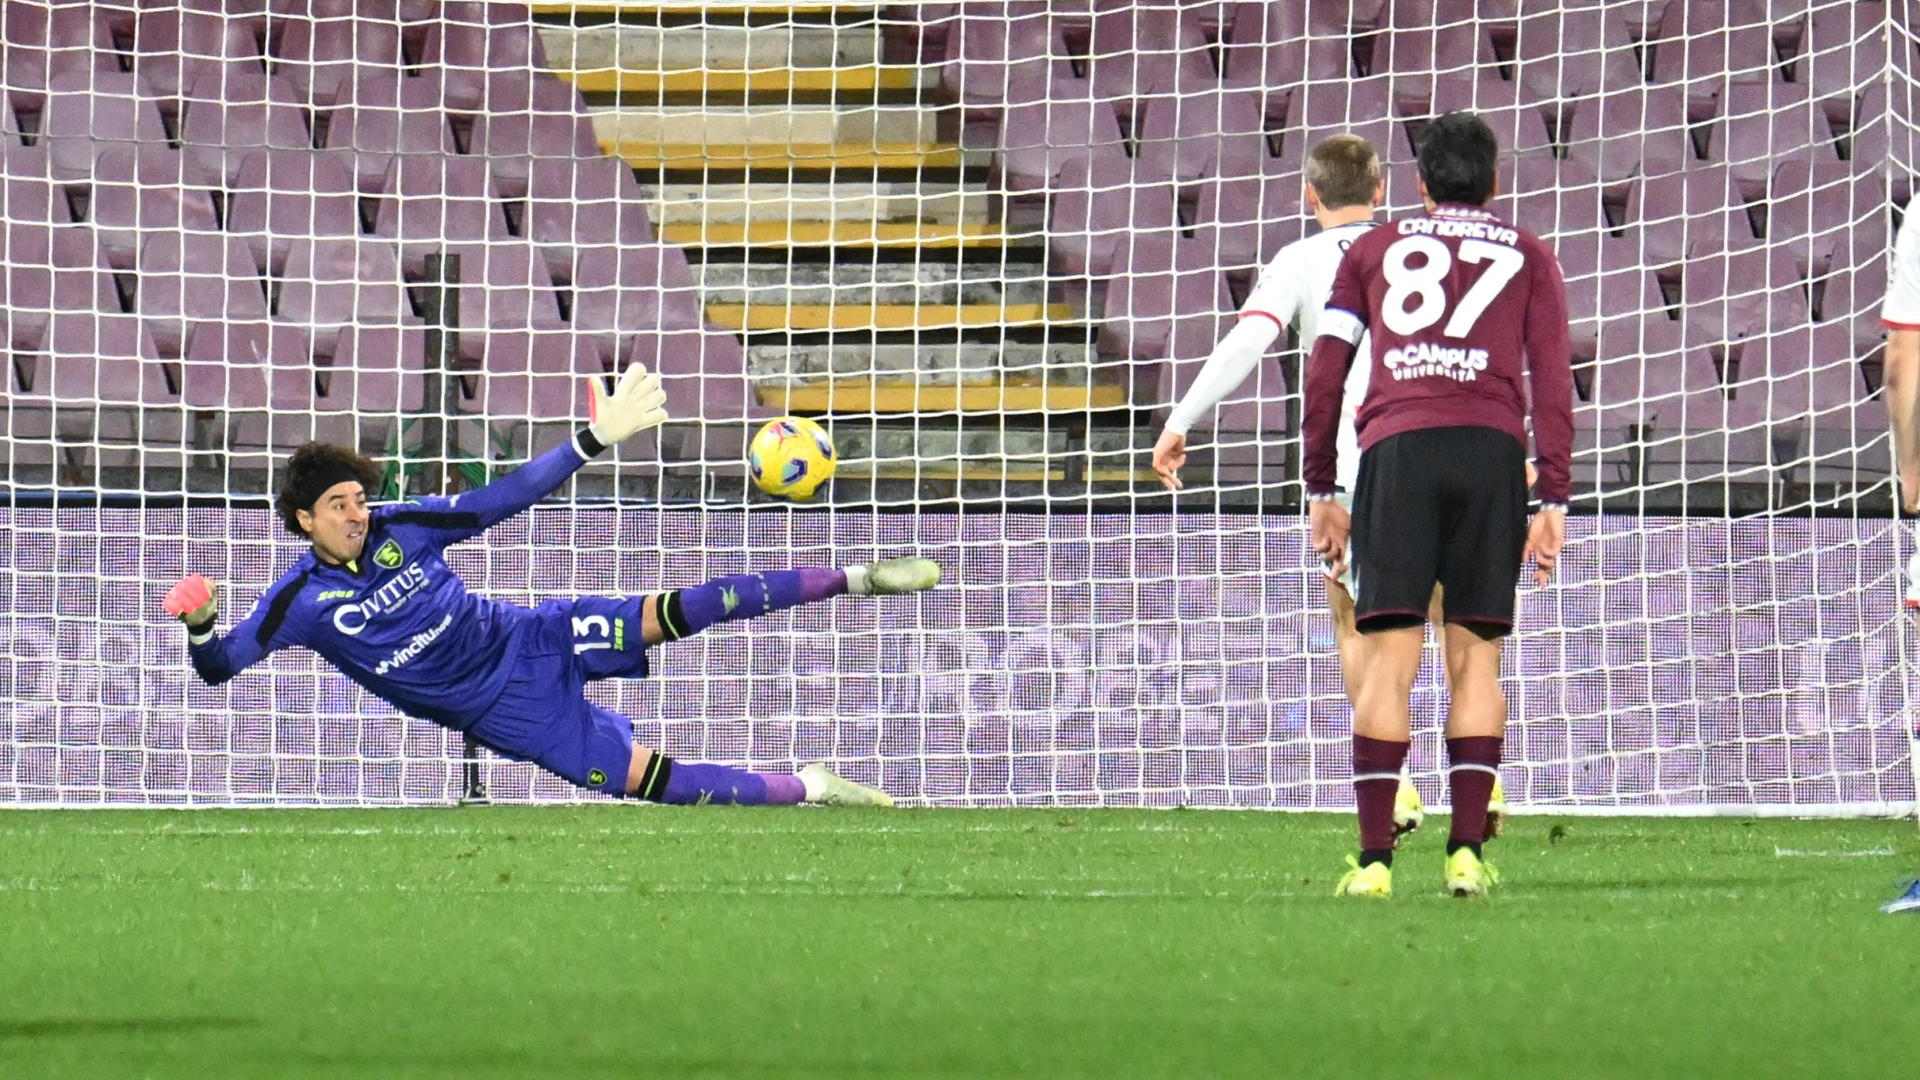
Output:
top-left (467, 597), bottom-right (651, 796)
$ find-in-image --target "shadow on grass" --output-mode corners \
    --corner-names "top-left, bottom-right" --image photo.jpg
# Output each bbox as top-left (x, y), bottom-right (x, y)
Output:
top-left (0, 1016), bottom-right (258, 1040)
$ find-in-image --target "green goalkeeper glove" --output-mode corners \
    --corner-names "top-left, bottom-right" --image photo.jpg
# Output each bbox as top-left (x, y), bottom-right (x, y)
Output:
top-left (587, 361), bottom-right (669, 447)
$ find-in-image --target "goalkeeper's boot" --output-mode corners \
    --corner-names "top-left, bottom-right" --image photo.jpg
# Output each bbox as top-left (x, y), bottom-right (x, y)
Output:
top-left (847, 557), bottom-right (941, 597)
top-left (1334, 855), bottom-right (1392, 899)
top-left (1444, 845), bottom-right (1500, 898)
top-left (1392, 777), bottom-right (1425, 846)
top-left (798, 764), bottom-right (894, 808)
top-left (1485, 776), bottom-right (1508, 840)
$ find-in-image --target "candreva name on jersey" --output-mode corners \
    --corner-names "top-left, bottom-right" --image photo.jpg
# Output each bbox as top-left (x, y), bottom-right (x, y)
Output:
top-left (1396, 217), bottom-right (1520, 246)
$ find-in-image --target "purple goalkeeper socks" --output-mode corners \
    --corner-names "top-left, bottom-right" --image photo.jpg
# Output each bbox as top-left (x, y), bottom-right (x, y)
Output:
top-left (655, 761), bottom-right (805, 806)
top-left (660, 568), bottom-right (847, 640)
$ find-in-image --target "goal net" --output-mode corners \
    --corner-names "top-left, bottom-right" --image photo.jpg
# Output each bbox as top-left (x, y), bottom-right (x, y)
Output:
top-left (0, 0), bottom-right (1914, 814)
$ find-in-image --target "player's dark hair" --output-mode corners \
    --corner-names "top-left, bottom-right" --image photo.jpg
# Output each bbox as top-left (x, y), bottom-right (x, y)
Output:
top-left (1305, 134), bottom-right (1380, 211)
top-left (275, 442), bottom-right (382, 537)
top-left (1417, 111), bottom-right (1499, 206)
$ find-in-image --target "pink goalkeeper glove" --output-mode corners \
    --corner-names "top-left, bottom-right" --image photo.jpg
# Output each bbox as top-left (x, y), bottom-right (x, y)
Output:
top-left (164, 574), bottom-right (219, 629)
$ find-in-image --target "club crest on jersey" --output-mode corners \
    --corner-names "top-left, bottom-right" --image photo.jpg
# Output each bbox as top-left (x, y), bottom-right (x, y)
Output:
top-left (588, 769), bottom-right (607, 787)
top-left (373, 539), bottom-right (404, 569)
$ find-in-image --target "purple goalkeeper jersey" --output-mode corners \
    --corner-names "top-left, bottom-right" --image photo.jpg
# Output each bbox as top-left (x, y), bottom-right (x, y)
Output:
top-left (184, 432), bottom-right (602, 730)
top-left (1302, 202), bottom-right (1575, 505)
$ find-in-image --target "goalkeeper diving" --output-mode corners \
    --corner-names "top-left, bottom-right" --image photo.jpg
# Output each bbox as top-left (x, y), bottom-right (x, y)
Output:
top-left (163, 363), bottom-right (934, 805)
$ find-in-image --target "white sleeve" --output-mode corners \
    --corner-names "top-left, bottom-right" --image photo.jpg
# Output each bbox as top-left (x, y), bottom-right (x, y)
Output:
top-left (1164, 316), bottom-right (1283, 435)
top-left (1886, 209), bottom-right (1920, 328)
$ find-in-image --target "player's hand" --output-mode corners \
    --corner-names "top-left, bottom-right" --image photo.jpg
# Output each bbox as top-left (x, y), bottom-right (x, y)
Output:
top-left (1308, 499), bottom-right (1350, 576)
top-left (1151, 430), bottom-right (1187, 492)
top-left (1524, 508), bottom-right (1565, 587)
top-left (1525, 460), bottom-right (1538, 491)
top-left (164, 574), bottom-right (219, 630)
top-left (587, 361), bottom-right (669, 446)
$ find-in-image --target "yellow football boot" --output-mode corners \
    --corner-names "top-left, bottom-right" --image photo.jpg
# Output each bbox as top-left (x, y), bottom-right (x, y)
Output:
top-left (1335, 855), bottom-right (1393, 898)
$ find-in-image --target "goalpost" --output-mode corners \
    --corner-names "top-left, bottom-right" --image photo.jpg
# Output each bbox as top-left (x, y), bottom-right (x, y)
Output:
top-left (0, 0), bottom-right (1913, 815)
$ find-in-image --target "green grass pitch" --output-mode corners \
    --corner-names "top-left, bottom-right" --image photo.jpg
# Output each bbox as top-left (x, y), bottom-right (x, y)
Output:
top-left (2, 807), bottom-right (1916, 1079)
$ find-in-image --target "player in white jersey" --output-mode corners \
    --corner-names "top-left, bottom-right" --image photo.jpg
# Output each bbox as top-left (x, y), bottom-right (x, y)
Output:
top-left (1879, 204), bottom-right (1920, 606)
top-left (1150, 135), bottom-right (1503, 850)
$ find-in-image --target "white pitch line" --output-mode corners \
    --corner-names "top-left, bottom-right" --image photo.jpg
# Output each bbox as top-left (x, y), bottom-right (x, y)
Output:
top-left (1772, 845), bottom-right (1897, 858)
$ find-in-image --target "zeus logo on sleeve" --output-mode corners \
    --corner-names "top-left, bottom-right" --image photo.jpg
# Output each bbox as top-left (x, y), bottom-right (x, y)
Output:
top-left (332, 563), bottom-right (431, 636)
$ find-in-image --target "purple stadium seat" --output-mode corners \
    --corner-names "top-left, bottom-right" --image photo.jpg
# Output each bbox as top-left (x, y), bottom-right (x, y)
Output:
top-left (1096, 237), bottom-right (1231, 365)
top-left (1189, 171), bottom-right (1309, 271)
top-left (1706, 81), bottom-right (1840, 198)
top-left (277, 236), bottom-right (415, 363)
top-left (445, 240), bottom-right (564, 334)
top-left (994, 85), bottom-right (1128, 191)
top-left (225, 147), bottom-right (359, 276)
top-left (1626, 162), bottom-right (1755, 265)
top-left (372, 154), bottom-right (511, 278)
top-left (1133, 83), bottom-right (1267, 183)
top-left (1087, 6), bottom-right (1218, 117)
top-left (135, 232), bottom-right (272, 365)
top-left (418, 2), bottom-right (546, 75)
top-left (459, 327), bottom-right (603, 421)
top-left (4, 224), bottom-right (105, 356)
top-left (1803, 2), bottom-right (1885, 114)
top-left (1373, 22), bottom-right (1501, 115)
top-left (938, 3), bottom-right (1074, 107)
top-left (1430, 70), bottom-right (1554, 159)
top-left (1563, 241), bottom-right (1669, 367)
top-left (0, 143), bottom-right (71, 224)
top-left (1810, 245), bottom-right (1887, 354)
top-left (0, 7), bottom-right (120, 115)
top-left (88, 145), bottom-right (222, 271)
top-left (1681, 239), bottom-right (1809, 349)
top-left (569, 243), bottom-right (703, 342)
top-left (269, 11), bottom-right (404, 106)
top-left (1730, 323), bottom-right (1866, 437)
top-left (525, 155), bottom-right (651, 240)
top-left (1511, 5), bottom-right (1644, 103)
top-left (178, 69), bottom-right (313, 186)
top-left (38, 70), bottom-right (169, 180)
top-left (1286, 76), bottom-right (1410, 167)
top-left (321, 320), bottom-right (428, 413)
top-left (466, 76), bottom-right (597, 200)
top-left (322, 73), bottom-right (458, 194)
top-left (1769, 161), bottom-right (1885, 280)
top-left (1047, 154), bottom-right (1179, 277)
top-left (1647, 0), bottom-right (1791, 116)
top-left (1561, 82), bottom-right (1693, 188)
top-left (126, 4), bottom-right (263, 100)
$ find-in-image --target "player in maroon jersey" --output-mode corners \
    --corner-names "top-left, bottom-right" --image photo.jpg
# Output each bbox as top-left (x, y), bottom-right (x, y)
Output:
top-left (1302, 112), bottom-right (1573, 898)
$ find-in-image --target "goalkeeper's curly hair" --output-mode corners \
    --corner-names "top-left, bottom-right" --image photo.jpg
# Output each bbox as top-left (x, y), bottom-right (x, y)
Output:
top-left (275, 442), bottom-right (383, 538)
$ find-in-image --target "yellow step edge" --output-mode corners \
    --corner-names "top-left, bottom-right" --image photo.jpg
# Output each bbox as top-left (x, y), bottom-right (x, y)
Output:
top-left (566, 67), bottom-right (920, 93)
top-left (709, 302), bottom-right (1074, 332)
top-left (759, 379), bottom-right (1128, 413)
top-left (662, 220), bottom-right (1005, 248)
top-left (603, 140), bottom-right (963, 170)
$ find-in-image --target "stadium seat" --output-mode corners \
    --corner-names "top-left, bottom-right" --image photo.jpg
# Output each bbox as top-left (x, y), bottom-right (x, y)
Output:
top-left (628, 327), bottom-right (755, 428)
top-left (417, 2), bottom-right (547, 76)
top-left (1626, 162), bottom-right (1755, 265)
top-left (4, 224), bottom-right (114, 358)
top-left (1679, 239), bottom-right (1809, 349)
top-left (87, 145), bottom-right (223, 272)
top-left (938, 3), bottom-right (1075, 109)
top-left (1287, 76), bottom-right (1411, 166)
top-left (994, 86), bottom-right (1128, 191)
top-left (447, 240), bottom-right (564, 332)
top-left (1046, 154), bottom-right (1179, 277)
top-left (1561, 82), bottom-right (1694, 188)
top-left (224, 147), bottom-right (361, 276)
top-left (134, 231), bottom-right (273, 370)
top-left (269, 11), bottom-right (405, 107)
top-left (126, 4), bottom-right (264, 101)
top-left (1511, 5), bottom-right (1644, 103)
top-left (1096, 237), bottom-right (1230, 365)
top-left (1705, 81), bottom-right (1841, 198)
top-left (465, 75), bottom-right (598, 200)
top-left (568, 243), bottom-right (705, 343)
top-left (372, 154), bottom-right (512, 279)
top-left (1132, 83), bottom-right (1267, 184)
top-left (178, 69), bottom-right (314, 187)
top-left (1563, 241), bottom-right (1669, 369)
top-left (272, 236), bottom-right (415, 362)
top-left (1768, 160), bottom-right (1885, 280)
top-left (1429, 71), bottom-right (1555, 159)
top-left (462, 327), bottom-right (603, 421)
top-left (38, 71), bottom-right (169, 180)
top-left (1086, 6), bottom-right (1219, 118)
top-left (0, 11), bottom-right (121, 115)
top-left (1802, 1), bottom-right (1886, 115)
top-left (323, 73), bottom-right (458, 194)
top-left (1373, 22), bottom-right (1501, 116)
top-left (0, 143), bottom-right (72, 225)
top-left (1646, 0), bottom-right (1793, 115)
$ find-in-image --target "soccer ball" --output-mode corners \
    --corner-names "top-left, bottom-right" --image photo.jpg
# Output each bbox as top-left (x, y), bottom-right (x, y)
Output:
top-left (748, 416), bottom-right (836, 499)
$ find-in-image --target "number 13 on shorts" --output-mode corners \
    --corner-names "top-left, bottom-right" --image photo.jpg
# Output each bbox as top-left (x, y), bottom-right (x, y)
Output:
top-left (572, 614), bottom-right (625, 653)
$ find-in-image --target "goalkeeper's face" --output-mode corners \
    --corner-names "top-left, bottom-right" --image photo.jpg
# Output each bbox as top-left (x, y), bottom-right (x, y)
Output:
top-left (299, 481), bottom-right (372, 566)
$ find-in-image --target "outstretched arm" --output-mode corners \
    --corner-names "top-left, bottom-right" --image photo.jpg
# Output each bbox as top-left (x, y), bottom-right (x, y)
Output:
top-left (166, 573), bottom-right (303, 686)
top-left (394, 364), bottom-right (669, 544)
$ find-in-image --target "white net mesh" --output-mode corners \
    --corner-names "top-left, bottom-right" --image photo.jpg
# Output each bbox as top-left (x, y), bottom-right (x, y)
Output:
top-left (0, 0), bottom-right (1915, 813)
